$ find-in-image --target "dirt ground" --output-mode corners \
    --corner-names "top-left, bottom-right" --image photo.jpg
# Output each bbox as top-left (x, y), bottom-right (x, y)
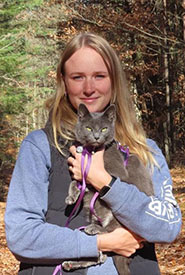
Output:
top-left (0, 167), bottom-right (184, 275)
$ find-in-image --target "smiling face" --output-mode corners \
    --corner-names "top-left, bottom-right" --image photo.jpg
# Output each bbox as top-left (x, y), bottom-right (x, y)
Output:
top-left (63, 47), bottom-right (112, 113)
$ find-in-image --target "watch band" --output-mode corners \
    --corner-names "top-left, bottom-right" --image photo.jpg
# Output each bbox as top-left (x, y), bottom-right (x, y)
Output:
top-left (99, 176), bottom-right (116, 198)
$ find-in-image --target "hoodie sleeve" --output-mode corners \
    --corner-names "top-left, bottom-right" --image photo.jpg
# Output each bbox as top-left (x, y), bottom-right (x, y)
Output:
top-left (4, 130), bottom-right (98, 264)
top-left (101, 139), bottom-right (182, 243)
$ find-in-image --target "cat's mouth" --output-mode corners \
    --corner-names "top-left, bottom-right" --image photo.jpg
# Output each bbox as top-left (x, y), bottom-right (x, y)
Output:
top-left (87, 141), bottom-right (102, 147)
top-left (84, 144), bottom-right (104, 153)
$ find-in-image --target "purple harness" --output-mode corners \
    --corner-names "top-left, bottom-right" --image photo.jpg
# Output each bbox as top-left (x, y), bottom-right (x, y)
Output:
top-left (53, 143), bottom-right (129, 275)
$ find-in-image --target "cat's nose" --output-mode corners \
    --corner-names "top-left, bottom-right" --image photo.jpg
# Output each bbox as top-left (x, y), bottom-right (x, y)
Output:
top-left (94, 134), bottom-right (99, 140)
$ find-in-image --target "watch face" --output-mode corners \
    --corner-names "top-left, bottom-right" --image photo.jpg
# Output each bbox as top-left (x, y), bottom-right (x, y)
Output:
top-left (99, 185), bottom-right (111, 198)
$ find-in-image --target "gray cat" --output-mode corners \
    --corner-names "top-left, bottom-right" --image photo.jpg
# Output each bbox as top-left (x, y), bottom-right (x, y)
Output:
top-left (62, 103), bottom-right (154, 275)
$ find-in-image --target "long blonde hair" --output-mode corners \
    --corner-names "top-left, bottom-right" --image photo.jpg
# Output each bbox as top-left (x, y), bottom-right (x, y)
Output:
top-left (46, 32), bottom-right (155, 166)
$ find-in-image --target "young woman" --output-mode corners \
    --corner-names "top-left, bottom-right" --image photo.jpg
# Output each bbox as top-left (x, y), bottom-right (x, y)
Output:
top-left (5, 32), bottom-right (181, 275)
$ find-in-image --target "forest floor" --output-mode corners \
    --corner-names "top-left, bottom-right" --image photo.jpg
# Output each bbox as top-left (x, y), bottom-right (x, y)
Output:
top-left (0, 167), bottom-right (184, 275)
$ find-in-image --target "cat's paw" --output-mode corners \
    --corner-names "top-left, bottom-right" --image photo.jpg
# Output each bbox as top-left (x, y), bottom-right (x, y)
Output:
top-left (65, 196), bottom-right (77, 205)
top-left (84, 224), bottom-right (103, 235)
top-left (99, 251), bottom-right (107, 264)
top-left (62, 261), bottom-right (73, 271)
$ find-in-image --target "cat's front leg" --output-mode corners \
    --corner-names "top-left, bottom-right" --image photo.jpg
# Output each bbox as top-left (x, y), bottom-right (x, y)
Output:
top-left (65, 180), bottom-right (81, 205)
top-left (62, 251), bottom-right (107, 271)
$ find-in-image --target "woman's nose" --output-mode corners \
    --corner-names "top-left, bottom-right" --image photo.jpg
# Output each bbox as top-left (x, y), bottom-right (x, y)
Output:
top-left (83, 78), bottom-right (95, 95)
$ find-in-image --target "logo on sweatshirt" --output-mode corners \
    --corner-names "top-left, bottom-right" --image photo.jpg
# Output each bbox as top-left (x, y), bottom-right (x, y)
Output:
top-left (146, 178), bottom-right (179, 223)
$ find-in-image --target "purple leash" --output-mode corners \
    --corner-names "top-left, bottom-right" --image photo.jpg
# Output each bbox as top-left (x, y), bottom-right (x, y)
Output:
top-left (52, 265), bottom-right (62, 275)
top-left (90, 191), bottom-right (102, 224)
top-left (65, 147), bottom-right (92, 227)
top-left (117, 142), bottom-right (129, 166)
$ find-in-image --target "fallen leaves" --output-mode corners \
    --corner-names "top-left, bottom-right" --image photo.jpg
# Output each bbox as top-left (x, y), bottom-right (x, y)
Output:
top-left (156, 167), bottom-right (185, 274)
top-left (0, 202), bottom-right (19, 274)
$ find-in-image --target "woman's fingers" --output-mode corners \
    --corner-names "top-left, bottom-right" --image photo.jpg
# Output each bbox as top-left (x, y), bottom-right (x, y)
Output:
top-left (69, 145), bottom-right (78, 156)
top-left (68, 146), bottom-right (82, 167)
top-left (67, 156), bottom-right (75, 166)
top-left (68, 145), bottom-right (110, 188)
top-left (68, 165), bottom-right (73, 173)
top-left (68, 145), bottom-right (110, 189)
top-left (68, 146), bottom-right (82, 180)
top-left (97, 227), bottom-right (145, 257)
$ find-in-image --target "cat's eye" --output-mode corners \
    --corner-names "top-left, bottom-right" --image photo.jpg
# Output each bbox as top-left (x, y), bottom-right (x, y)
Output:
top-left (86, 127), bottom-right (92, 132)
top-left (101, 127), bottom-right (107, 132)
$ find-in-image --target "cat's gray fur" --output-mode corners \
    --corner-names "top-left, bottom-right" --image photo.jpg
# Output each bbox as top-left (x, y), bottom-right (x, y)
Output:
top-left (62, 104), bottom-right (154, 275)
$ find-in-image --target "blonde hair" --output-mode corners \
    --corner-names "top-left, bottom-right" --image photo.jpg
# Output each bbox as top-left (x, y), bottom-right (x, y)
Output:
top-left (45, 32), bottom-right (155, 166)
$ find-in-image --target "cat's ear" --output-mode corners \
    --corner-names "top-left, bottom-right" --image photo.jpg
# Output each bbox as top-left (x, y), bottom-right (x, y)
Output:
top-left (78, 104), bottom-right (90, 120)
top-left (104, 104), bottom-right (116, 122)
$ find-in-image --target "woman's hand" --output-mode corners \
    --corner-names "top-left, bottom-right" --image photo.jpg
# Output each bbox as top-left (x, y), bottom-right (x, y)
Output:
top-left (97, 227), bottom-right (145, 257)
top-left (68, 145), bottom-right (112, 191)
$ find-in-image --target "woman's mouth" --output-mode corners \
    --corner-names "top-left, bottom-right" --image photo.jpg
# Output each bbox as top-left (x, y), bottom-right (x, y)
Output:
top-left (81, 97), bottom-right (99, 103)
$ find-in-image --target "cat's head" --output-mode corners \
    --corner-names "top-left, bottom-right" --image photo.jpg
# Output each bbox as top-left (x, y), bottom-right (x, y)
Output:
top-left (75, 103), bottom-right (116, 147)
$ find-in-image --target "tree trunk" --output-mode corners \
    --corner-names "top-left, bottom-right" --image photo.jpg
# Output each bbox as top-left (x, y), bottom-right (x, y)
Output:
top-left (163, 0), bottom-right (171, 165)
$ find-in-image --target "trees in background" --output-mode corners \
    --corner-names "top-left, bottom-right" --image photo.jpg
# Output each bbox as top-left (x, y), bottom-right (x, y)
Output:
top-left (0, 0), bottom-right (184, 175)
top-left (0, 0), bottom-right (28, 171)
top-left (0, 0), bottom-right (60, 198)
top-left (58, 0), bottom-right (185, 165)
top-left (0, 0), bottom-right (62, 166)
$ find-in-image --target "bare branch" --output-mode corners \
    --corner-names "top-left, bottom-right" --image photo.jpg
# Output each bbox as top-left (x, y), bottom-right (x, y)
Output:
top-left (65, 3), bottom-right (103, 27)
top-left (122, 21), bottom-right (183, 45)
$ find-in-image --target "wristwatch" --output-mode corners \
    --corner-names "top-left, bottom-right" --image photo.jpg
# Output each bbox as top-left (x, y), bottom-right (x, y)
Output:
top-left (99, 176), bottom-right (116, 198)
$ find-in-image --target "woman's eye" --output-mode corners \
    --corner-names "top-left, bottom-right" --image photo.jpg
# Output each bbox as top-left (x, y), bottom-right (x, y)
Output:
top-left (72, 75), bottom-right (82, 80)
top-left (96, 74), bottom-right (105, 79)
top-left (86, 127), bottom-right (92, 132)
top-left (101, 127), bottom-right (107, 132)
